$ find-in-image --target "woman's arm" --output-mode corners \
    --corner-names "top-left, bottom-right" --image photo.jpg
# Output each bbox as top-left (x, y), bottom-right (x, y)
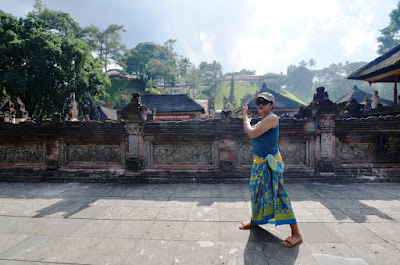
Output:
top-left (245, 115), bottom-right (278, 138)
top-left (242, 104), bottom-right (278, 138)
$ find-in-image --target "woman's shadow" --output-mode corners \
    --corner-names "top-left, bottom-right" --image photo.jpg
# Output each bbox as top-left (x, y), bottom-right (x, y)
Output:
top-left (244, 226), bottom-right (299, 265)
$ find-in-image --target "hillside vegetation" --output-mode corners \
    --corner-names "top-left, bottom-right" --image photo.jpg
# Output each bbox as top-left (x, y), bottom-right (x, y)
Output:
top-left (213, 81), bottom-right (308, 110)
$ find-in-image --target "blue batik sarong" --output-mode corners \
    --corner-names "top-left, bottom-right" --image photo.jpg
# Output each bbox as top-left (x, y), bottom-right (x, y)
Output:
top-left (250, 152), bottom-right (297, 226)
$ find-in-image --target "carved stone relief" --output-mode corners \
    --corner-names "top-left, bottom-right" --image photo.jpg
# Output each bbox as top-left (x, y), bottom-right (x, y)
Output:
top-left (0, 145), bottom-right (44, 162)
top-left (153, 144), bottom-right (212, 165)
top-left (279, 142), bottom-right (306, 164)
top-left (68, 145), bottom-right (122, 163)
top-left (336, 143), bottom-right (377, 163)
top-left (240, 142), bottom-right (253, 165)
top-left (319, 119), bottom-right (335, 132)
top-left (321, 133), bottom-right (333, 157)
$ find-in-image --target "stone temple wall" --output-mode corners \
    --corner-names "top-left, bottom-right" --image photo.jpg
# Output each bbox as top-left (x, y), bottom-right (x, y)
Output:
top-left (0, 113), bottom-right (399, 183)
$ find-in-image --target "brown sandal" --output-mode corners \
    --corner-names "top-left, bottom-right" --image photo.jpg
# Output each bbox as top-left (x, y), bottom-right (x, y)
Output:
top-left (282, 236), bottom-right (302, 248)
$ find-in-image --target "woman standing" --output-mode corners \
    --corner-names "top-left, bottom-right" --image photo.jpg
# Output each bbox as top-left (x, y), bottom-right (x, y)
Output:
top-left (240, 92), bottom-right (302, 248)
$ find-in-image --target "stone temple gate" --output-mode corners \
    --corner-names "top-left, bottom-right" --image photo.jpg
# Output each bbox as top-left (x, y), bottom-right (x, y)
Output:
top-left (0, 90), bottom-right (399, 183)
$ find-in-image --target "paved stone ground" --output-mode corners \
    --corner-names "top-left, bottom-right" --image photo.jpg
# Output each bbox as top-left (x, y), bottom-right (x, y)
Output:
top-left (0, 182), bottom-right (399, 265)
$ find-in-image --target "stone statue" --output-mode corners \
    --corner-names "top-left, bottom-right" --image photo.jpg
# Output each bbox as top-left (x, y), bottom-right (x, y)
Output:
top-left (347, 98), bottom-right (364, 116)
top-left (0, 96), bottom-right (15, 123)
top-left (363, 93), bottom-right (372, 110)
top-left (14, 97), bottom-right (28, 122)
top-left (371, 91), bottom-right (381, 109)
top-left (313, 87), bottom-right (330, 103)
top-left (63, 92), bottom-right (79, 121)
top-left (82, 93), bottom-right (98, 121)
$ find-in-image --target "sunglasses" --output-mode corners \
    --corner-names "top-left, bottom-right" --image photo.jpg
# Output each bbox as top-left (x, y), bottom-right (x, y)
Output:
top-left (255, 98), bottom-right (272, 106)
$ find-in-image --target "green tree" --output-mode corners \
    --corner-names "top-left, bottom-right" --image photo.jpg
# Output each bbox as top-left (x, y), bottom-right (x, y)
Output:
top-left (0, 11), bottom-right (109, 119)
top-left (178, 56), bottom-right (191, 81)
top-left (285, 66), bottom-right (314, 94)
top-left (225, 68), bottom-right (256, 76)
top-left (126, 42), bottom-right (159, 79)
top-left (82, 24), bottom-right (126, 72)
top-left (28, 0), bottom-right (82, 38)
top-left (199, 60), bottom-right (223, 97)
top-left (144, 39), bottom-right (178, 88)
top-left (377, 1), bottom-right (400, 54)
top-left (241, 93), bottom-right (254, 105)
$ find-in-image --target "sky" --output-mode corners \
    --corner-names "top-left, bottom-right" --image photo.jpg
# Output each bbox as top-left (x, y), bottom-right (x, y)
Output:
top-left (1, 0), bottom-right (398, 75)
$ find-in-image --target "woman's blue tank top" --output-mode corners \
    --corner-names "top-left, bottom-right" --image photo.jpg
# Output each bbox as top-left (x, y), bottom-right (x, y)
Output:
top-left (252, 115), bottom-right (279, 158)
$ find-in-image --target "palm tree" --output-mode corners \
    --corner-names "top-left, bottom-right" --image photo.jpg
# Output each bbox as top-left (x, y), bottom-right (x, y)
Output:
top-left (178, 57), bottom-right (191, 84)
top-left (299, 60), bottom-right (308, 68)
top-left (308, 59), bottom-right (317, 68)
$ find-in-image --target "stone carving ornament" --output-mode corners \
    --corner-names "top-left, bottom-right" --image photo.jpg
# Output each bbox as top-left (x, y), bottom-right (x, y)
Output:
top-left (336, 143), bottom-right (376, 163)
top-left (154, 145), bottom-right (212, 165)
top-left (0, 145), bottom-right (43, 162)
top-left (68, 145), bottom-right (121, 163)
top-left (319, 119), bottom-right (335, 132)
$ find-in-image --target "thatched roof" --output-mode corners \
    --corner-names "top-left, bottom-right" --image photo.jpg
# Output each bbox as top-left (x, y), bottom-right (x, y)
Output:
top-left (335, 85), bottom-right (392, 105)
top-left (141, 94), bottom-right (205, 114)
top-left (97, 106), bottom-right (117, 120)
top-left (245, 87), bottom-right (304, 111)
top-left (347, 44), bottom-right (400, 83)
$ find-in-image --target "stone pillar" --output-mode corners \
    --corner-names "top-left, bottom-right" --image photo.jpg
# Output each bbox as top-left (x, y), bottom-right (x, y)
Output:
top-left (317, 116), bottom-right (335, 172)
top-left (46, 137), bottom-right (59, 170)
top-left (219, 139), bottom-right (235, 171)
top-left (311, 87), bottom-right (338, 172)
top-left (117, 93), bottom-right (147, 172)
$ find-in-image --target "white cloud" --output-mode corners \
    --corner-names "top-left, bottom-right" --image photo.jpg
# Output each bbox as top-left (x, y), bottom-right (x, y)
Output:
top-left (0, 0), bottom-right (397, 74)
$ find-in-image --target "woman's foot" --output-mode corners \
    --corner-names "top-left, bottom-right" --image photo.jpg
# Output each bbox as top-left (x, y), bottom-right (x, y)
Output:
top-left (281, 233), bottom-right (302, 248)
top-left (239, 221), bottom-right (256, 230)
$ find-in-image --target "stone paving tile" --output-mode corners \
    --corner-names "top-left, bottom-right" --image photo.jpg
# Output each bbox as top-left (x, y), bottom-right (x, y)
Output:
top-left (109, 220), bottom-right (153, 239)
top-left (0, 234), bottom-right (31, 255)
top-left (69, 219), bottom-right (118, 238)
top-left (124, 205), bottom-right (161, 220)
top-left (182, 221), bottom-right (220, 241)
top-left (79, 238), bottom-right (137, 265)
top-left (377, 207), bottom-right (400, 222)
top-left (213, 198), bottom-right (249, 208)
top-left (188, 206), bottom-right (220, 222)
top-left (17, 236), bottom-right (101, 264)
top-left (218, 241), bottom-right (247, 265)
top-left (0, 182), bottom-right (399, 265)
top-left (305, 242), bottom-right (361, 258)
top-left (0, 235), bottom-right (51, 260)
top-left (174, 240), bottom-right (220, 265)
top-left (340, 207), bottom-right (394, 223)
top-left (308, 208), bottom-right (355, 223)
top-left (325, 198), bottom-right (371, 209)
top-left (292, 208), bottom-right (320, 223)
top-left (329, 223), bottom-right (386, 243)
top-left (0, 198), bottom-right (63, 217)
top-left (348, 242), bottom-right (400, 265)
top-left (156, 207), bottom-right (191, 221)
top-left (123, 239), bottom-right (178, 265)
top-left (219, 189), bottom-right (244, 198)
top-left (36, 219), bottom-right (90, 237)
top-left (0, 216), bottom-right (58, 235)
top-left (297, 223), bottom-right (343, 243)
top-left (219, 207), bottom-right (251, 222)
top-left (299, 198), bottom-right (337, 209)
top-left (144, 221), bottom-right (186, 240)
top-left (35, 198), bottom-right (96, 218)
top-left (219, 222), bottom-right (253, 242)
top-left (132, 197), bottom-right (169, 207)
top-left (362, 222), bottom-right (400, 243)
